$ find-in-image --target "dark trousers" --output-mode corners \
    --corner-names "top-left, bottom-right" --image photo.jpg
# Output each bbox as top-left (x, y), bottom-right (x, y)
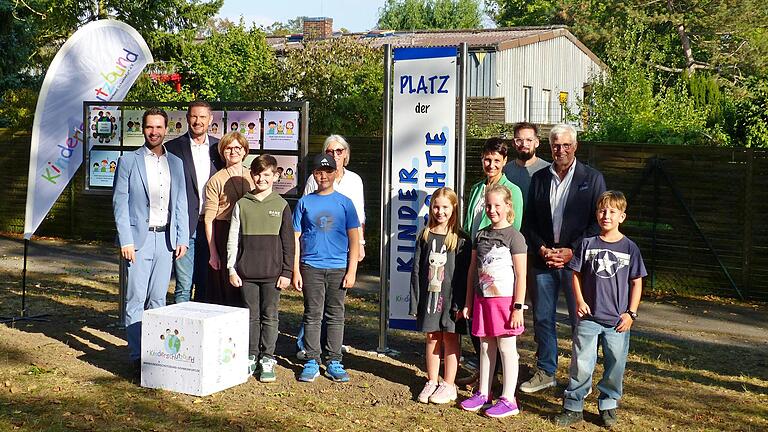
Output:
top-left (241, 279), bottom-right (281, 359)
top-left (207, 219), bottom-right (243, 307)
top-left (301, 264), bottom-right (347, 364)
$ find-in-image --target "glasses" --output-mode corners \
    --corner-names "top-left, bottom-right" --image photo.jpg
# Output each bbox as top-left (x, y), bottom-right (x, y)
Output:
top-left (514, 138), bottom-right (537, 145)
top-left (224, 146), bottom-right (244, 153)
top-left (551, 143), bottom-right (574, 151)
top-left (325, 148), bottom-right (345, 156)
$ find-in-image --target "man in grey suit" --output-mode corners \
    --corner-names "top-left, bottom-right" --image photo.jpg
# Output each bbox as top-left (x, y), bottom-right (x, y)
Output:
top-left (520, 123), bottom-right (606, 393)
top-left (113, 107), bottom-right (189, 373)
top-left (165, 101), bottom-right (222, 303)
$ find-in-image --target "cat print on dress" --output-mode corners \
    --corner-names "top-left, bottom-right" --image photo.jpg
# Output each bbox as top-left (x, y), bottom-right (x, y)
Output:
top-left (427, 240), bottom-right (447, 313)
top-left (478, 244), bottom-right (514, 297)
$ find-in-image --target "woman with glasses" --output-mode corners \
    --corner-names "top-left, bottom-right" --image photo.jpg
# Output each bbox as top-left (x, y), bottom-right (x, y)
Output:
top-left (202, 131), bottom-right (254, 306)
top-left (296, 134), bottom-right (366, 360)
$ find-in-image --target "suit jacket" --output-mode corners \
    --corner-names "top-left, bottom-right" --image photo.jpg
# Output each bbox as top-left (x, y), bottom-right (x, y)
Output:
top-left (113, 147), bottom-right (189, 250)
top-left (165, 134), bottom-right (222, 236)
top-left (522, 160), bottom-right (606, 269)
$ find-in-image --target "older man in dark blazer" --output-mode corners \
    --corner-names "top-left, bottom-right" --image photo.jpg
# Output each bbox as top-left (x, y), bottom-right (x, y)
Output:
top-left (165, 101), bottom-right (223, 303)
top-left (520, 123), bottom-right (606, 393)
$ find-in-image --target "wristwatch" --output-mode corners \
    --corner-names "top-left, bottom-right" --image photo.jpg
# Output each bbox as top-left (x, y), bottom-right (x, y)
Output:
top-left (513, 303), bottom-right (528, 311)
top-left (625, 309), bottom-right (638, 320)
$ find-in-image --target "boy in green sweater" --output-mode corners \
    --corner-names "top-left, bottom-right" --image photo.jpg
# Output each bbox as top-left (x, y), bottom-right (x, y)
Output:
top-left (227, 154), bottom-right (295, 382)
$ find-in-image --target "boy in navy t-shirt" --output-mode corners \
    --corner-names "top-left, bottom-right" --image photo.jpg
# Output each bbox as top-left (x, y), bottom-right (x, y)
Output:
top-left (555, 191), bottom-right (647, 428)
top-left (293, 153), bottom-right (360, 383)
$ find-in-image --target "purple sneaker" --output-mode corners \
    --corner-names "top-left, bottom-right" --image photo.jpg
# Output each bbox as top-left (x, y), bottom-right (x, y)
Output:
top-left (485, 396), bottom-right (520, 418)
top-left (460, 391), bottom-right (491, 412)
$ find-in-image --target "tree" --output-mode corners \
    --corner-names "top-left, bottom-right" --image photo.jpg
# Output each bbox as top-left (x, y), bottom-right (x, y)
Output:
top-left (261, 16), bottom-right (305, 36)
top-left (0, 0), bottom-right (222, 128)
top-left (578, 26), bottom-right (722, 145)
top-left (280, 37), bottom-right (384, 136)
top-left (377, 0), bottom-right (483, 30)
top-left (126, 24), bottom-right (281, 103)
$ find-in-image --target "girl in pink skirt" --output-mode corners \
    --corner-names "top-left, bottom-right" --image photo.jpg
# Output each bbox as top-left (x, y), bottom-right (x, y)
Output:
top-left (459, 184), bottom-right (528, 418)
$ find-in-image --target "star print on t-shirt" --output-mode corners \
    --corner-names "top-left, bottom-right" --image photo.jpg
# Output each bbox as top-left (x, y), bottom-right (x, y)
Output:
top-left (585, 249), bottom-right (630, 278)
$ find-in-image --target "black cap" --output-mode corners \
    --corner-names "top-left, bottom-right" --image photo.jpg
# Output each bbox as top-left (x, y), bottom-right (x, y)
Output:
top-left (312, 153), bottom-right (337, 171)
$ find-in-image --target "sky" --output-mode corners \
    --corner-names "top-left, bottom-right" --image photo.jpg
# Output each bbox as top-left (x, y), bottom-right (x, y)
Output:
top-left (217, 0), bottom-right (387, 33)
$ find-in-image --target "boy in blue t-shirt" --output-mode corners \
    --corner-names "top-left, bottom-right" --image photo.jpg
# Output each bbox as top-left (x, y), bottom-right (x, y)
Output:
top-left (293, 153), bottom-right (360, 383)
top-left (555, 190), bottom-right (647, 428)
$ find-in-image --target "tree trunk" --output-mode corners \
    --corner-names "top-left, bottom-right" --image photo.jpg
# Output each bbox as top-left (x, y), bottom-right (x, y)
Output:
top-left (667, 0), bottom-right (697, 74)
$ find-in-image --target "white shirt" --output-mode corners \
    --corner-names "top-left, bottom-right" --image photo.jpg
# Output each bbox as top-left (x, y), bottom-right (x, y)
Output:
top-left (549, 159), bottom-right (577, 244)
top-left (144, 146), bottom-right (171, 227)
top-left (189, 132), bottom-right (211, 216)
top-left (304, 168), bottom-right (366, 224)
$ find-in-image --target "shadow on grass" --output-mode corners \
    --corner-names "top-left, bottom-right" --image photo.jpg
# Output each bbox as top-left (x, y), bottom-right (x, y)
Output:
top-left (0, 375), bottom-right (297, 431)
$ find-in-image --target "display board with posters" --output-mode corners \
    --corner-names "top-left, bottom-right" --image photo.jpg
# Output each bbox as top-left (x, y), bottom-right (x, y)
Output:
top-left (263, 111), bottom-right (299, 151)
top-left (84, 101), bottom-right (309, 198)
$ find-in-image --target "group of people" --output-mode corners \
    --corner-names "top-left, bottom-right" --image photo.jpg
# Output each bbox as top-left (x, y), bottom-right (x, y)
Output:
top-left (112, 102), bottom-right (366, 384)
top-left (113, 102), bottom-right (647, 428)
top-left (408, 122), bottom-right (647, 427)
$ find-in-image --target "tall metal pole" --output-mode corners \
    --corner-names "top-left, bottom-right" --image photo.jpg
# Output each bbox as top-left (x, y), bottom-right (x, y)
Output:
top-left (456, 43), bottom-right (469, 217)
top-left (378, 44), bottom-right (393, 353)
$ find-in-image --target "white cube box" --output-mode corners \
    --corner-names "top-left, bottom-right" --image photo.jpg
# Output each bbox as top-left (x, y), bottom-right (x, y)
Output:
top-left (141, 302), bottom-right (249, 396)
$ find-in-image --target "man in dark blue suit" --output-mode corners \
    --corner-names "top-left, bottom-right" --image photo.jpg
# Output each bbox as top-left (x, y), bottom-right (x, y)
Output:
top-left (520, 123), bottom-right (606, 393)
top-left (165, 101), bottom-right (223, 303)
top-left (113, 108), bottom-right (189, 372)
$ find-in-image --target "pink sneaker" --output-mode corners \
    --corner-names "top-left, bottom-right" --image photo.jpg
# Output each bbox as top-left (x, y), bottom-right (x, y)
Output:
top-left (485, 396), bottom-right (520, 418)
top-left (460, 391), bottom-right (491, 412)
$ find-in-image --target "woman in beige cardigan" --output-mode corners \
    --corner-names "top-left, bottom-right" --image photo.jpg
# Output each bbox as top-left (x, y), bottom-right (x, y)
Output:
top-left (204, 132), bottom-right (254, 306)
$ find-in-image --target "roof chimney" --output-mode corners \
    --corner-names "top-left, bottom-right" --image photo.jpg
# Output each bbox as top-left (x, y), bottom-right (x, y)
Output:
top-left (303, 17), bottom-right (333, 40)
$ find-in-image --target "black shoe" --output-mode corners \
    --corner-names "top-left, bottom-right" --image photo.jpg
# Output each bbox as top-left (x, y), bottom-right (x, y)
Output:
top-left (600, 408), bottom-right (618, 428)
top-left (131, 359), bottom-right (141, 381)
top-left (554, 409), bottom-right (583, 427)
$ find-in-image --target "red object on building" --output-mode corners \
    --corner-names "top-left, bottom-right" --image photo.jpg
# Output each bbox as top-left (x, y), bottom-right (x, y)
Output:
top-left (149, 73), bottom-right (183, 93)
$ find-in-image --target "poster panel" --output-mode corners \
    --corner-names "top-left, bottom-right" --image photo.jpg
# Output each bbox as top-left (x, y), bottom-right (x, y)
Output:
top-left (165, 110), bottom-right (187, 140)
top-left (121, 109), bottom-right (144, 146)
top-left (89, 150), bottom-right (121, 187)
top-left (263, 111), bottom-right (299, 151)
top-left (208, 110), bottom-right (224, 139)
top-left (88, 107), bottom-right (120, 145)
top-left (242, 154), bottom-right (299, 196)
top-left (227, 111), bottom-right (261, 149)
top-left (388, 47), bottom-right (457, 330)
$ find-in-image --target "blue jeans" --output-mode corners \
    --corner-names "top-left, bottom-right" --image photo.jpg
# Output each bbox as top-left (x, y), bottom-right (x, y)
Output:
top-left (173, 222), bottom-right (209, 303)
top-left (563, 319), bottom-right (630, 412)
top-left (532, 267), bottom-right (577, 375)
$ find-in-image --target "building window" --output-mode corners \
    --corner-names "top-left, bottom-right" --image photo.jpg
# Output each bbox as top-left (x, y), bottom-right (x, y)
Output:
top-left (559, 91), bottom-right (569, 122)
top-left (523, 86), bottom-right (532, 122)
top-left (542, 89), bottom-right (551, 124)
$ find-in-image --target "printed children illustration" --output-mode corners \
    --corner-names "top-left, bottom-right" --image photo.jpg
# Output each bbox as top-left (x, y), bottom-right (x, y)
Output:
top-left (230, 121), bottom-right (239, 133)
top-left (210, 123), bottom-right (219, 134)
top-left (109, 160), bottom-right (117, 173)
top-left (285, 120), bottom-right (294, 135)
top-left (426, 240), bottom-right (447, 313)
top-left (283, 167), bottom-right (294, 180)
top-left (478, 245), bottom-right (514, 297)
top-left (276, 120), bottom-right (284, 135)
top-left (93, 163), bottom-right (99, 172)
top-left (100, 159), bottom-right (109, 172)
top-left (267, 121), bottom-right (277, 134)
top-left (247, 122), bottom-right (257, 134)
